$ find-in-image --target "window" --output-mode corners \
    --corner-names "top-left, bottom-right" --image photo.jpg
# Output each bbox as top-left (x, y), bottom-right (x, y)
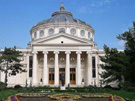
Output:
top-left (40, 30), bottom-right (44, 37)
top-left (88, 32), bottom-right (91, 38)
top-left (34, 32), bottom-right (37, 38)
top-left (80, 30), bottom-right (85, 36)
top-left (29, 56), bottom-right (33, 77)
top-left (59, 28), bottom-right (65, 33)
top-left (48, 28), bottom-right (54, 35)
top-left (92, 56), bottom-right (96, 78)
top-left (70, 28), bottom-right (76, 35)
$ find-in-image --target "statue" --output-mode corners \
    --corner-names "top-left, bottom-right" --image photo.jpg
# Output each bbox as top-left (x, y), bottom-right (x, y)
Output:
top-left (60, 72), bottom-right (65, 86)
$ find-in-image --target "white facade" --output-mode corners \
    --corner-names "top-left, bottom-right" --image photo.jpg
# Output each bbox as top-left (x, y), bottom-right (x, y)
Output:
top-left (0, 3), bottom-right (118, 87)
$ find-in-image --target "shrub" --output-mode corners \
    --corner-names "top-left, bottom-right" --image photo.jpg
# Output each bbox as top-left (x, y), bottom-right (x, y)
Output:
top-left (14, 85), bottom-right (22, 89)
top-left (104, 85), bottom-right (112, 89)
top-left (126, 86), bottom-right (135, 92)
top-left (0, 82), bottom-right (6, 91)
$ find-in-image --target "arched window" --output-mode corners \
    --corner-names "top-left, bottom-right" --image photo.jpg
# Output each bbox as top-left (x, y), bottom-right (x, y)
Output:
top-left (59, 28), bottom-right (65, 33)
top-left (70, 28), bottom-right (76, 35)
top-left (40, 30), bottom-right (44, 37)
top-left (80, 30), bottom-right (85, 36)
top-left (48, 28), bottom-right (54, 35)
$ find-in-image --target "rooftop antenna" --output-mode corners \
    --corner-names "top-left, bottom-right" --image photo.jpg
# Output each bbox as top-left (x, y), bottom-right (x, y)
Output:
top-left (59, 2), bottom-right (66, 11)
top-left (61, 2), bottom-right (63, 7)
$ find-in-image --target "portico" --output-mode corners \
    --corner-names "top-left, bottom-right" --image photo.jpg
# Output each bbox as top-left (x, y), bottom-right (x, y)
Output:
top-left (32, 50), bottom-right (93, 86)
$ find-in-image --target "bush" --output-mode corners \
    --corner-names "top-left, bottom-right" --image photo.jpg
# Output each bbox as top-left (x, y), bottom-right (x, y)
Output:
top-left (14, 85), bottom-right (22, 89)
top-left (0, 82), bottom-right (6, 91)
top-left (126, 86), bottom-right (135, 92)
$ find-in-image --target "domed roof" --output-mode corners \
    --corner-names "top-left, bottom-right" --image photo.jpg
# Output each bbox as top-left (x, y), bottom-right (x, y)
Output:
top-left (34, 3), bottom-right (91, 27)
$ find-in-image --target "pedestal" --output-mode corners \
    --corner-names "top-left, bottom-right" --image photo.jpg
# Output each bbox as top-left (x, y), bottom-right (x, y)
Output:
top-left (60, 86), bottom-right (66, 90)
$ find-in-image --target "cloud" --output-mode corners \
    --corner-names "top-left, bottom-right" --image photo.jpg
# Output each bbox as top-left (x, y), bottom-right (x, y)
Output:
top-left (78, 0), bottom-right (112, 14)
top-left (78, 6), bottom-right (88, 14)
top-left (118, 40), bottom-right (125, 47)
top-left (90, 0), bottom-right (111, 7)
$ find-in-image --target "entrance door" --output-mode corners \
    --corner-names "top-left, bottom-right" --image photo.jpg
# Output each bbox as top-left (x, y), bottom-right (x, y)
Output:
top-left (49, 68), bottom-right (54, 84)
top-left (70, 68), bottom-right (76, 84)
top-left (59, 68), bottom-right (65, 84)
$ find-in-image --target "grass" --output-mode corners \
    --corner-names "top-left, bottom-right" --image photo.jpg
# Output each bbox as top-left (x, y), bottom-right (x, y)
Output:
top-left (107, 90), bottom-right (135, 99)
top-left (0, 89), bottom-right (18, 99)
top-left (0, 88), bottom-right (135, 99)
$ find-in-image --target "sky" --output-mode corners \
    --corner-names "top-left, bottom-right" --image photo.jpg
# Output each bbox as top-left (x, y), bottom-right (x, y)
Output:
top-left (0, 0), bottom-right (135, 49)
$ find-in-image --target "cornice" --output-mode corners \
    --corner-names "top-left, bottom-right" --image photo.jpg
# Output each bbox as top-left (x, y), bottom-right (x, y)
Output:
top-left (30, 22), bottom-right (95, 34)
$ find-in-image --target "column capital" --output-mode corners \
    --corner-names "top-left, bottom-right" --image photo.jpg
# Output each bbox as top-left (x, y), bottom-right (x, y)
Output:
top-left (65, 51), bottom-right (71, 54)
top-left (87, 51), bottom-right (92, 54)
top-left (43, 51), bottom-right (48, 54)
top-left (76, 51), bottom-right (82, 54)
top-left (54, 51), bottom-right (59, 54)
top-left (32, 51), bottom-right (38, 54)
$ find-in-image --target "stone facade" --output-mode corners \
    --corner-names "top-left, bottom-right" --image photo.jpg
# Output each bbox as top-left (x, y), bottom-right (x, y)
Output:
top-left (0, 3), bottom-right (119, 87)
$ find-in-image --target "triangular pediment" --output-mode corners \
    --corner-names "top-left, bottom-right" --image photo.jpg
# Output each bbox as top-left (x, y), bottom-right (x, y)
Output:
top-left (31, 33), bottom-right (94, 46)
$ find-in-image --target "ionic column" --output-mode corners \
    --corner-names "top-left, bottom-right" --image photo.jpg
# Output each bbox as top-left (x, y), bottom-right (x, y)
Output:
top-left (32, 51), bottom-right (38, 86)
top-left (87, 51), bottom-right (92, 85)
top-left (54, 51), bottom-right (59, 86)
top-left (76, 51), bottom-right (82, 86)
top-left (43, 51), bottom-right (48, 85)
top-left (65, 51), bottom-right (71, 85)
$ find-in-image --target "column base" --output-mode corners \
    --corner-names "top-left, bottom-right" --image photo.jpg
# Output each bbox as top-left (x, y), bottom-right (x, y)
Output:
top-left (60, 86), bottom-right (66, 90)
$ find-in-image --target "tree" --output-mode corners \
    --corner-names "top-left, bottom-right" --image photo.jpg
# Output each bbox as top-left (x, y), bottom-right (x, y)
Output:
top-left (0, 47), bottom-right (26, 87)
top-left (100, 45), bottom-right (129, 85)
top-left (117, 22), bottom-right (135, 86)
top-left (100, 21), bottom-right (135, 87)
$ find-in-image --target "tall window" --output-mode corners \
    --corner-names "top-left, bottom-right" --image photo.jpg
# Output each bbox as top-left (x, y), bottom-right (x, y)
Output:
top-left (29, 56), bottom-right (33, 77)
top-left (92, 56), bottom-right (96, 78)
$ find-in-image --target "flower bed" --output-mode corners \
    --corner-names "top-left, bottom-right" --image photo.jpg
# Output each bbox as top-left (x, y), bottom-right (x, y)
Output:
top-left (7, 93), bottom-right (125, 101)
top-left (82, 94), bottom-right (124, 101)
top-left (48, 93), bottom-right (81, 101)
top-left (17, 93), bottom-right (46, 98)
top-left (82, 93), bottom-right (112, 98)
top-left (110, 95), bottom-right (125, 101)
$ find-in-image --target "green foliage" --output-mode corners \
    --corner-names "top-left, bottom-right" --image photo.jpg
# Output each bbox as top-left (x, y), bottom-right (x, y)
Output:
top-left (117, 21), bottom-right (135, 85)
top-left (0, 47), bottom-right (26, 87)
top-left (0, 82), bottom-right (6, 91)
top-left (100, 21), bottom-right (135, 88)
top-left (100, 45), bottom-right (129, 84)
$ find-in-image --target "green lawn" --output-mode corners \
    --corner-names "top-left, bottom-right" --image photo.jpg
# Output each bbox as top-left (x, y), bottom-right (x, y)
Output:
top-left (107, 90), bottom-right (135, 99)
top-left (0, 89), bottom-right (135, 100)
top-left (0, 89), bottom-right (18, 99)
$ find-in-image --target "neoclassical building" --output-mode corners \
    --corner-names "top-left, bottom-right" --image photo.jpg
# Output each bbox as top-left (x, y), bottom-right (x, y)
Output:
top-left (0, 3), bottom-right (116, 87)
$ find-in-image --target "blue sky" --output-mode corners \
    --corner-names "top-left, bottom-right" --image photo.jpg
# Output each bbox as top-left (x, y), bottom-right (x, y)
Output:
top-left (0, 0), bottom-right (135, 49)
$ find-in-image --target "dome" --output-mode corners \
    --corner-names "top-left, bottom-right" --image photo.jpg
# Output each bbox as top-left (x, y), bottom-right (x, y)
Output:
top-left (34, 3), bottom-right (91, 27)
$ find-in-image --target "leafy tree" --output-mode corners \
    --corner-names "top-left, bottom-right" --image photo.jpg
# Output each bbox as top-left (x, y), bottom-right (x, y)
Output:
top-left (100, 45), bottom-right (129, 85)
top-left (100, 22), bottom-right (135, 87)
top-left (117, 22), bottom-right (135, 86)
top-left (0, 47), bottom-right (26, 87)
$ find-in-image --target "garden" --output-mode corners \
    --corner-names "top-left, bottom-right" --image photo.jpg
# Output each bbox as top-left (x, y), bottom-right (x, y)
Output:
top-left (0, 84), bottom-right (135, 101)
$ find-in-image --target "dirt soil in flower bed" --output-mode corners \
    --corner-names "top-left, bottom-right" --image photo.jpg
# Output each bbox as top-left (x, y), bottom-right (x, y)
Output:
top-left (19, 95), bottom-right (110, 101)
top-left (76, 97), bottom-right (110, 101)
top-left (19, 96), bottom-right (56, 101)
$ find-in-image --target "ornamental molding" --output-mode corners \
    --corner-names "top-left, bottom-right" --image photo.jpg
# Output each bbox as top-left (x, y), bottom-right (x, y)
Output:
top-left (42, 51), bottom-right (48, 54)
top-left (53, 51), bottom-right (59, 54)
top-left (76, 51), bottom-right (82, 54)
top-left (87, 51), bottom-right (92, 54)
top-left (32, 51), bottom-right (38, 54)
top-left (65, 51), bottom-right (71, 54)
